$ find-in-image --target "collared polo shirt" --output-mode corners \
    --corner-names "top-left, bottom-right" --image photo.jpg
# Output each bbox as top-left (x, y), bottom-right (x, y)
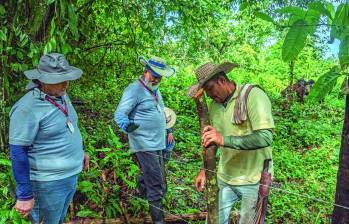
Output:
top-left (209, 84), bottom-right (275, 185)
top-left (9, 88), bottom-right (84, 181)
top-left (115, 79), bottom-right (166, 152)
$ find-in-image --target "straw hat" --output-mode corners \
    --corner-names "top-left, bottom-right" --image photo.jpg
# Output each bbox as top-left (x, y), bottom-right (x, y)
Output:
top-left (164, 107), bottom-right (176, 129)
top-left (187, 61), bottom-right (238, 98)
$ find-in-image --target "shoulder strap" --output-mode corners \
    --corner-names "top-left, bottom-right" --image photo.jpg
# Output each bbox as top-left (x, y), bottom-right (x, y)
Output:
top-left (232, 84), bottom-right (256, 124)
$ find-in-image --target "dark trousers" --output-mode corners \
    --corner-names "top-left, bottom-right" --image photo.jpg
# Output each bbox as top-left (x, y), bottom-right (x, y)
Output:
top-left (135, 150), bottom-right (166, 202)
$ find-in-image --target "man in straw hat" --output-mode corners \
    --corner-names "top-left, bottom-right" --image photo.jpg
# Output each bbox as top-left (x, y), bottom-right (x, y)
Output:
top-left (114, 56), bottom-right (176, 224)
top-left (190, 62), bottom-right (274, 224)
top-left (9, 53), bottom-right (89, 223)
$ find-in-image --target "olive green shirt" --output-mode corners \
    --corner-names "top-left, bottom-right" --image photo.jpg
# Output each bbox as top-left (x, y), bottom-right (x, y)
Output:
top-left (209, 84), bottom-right (275, 185)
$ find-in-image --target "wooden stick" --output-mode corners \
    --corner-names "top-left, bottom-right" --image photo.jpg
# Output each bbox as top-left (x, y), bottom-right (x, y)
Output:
top-left (65, 212), bottom-right (208, 224)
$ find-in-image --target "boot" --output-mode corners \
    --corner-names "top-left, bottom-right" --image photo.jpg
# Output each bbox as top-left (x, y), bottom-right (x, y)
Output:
top-left (149, 199), bottom-right (165, 224)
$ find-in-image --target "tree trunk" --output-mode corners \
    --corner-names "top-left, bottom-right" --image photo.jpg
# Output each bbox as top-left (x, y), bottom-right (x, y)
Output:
top-left (332, 93), bottom-right (349, 223)
top-left (194, 94), bottom-right (219, 224)
top-left (288, 60), bottom-right (295, 103)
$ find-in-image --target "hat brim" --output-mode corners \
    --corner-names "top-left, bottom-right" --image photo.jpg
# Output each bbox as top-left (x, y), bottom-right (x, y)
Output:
top-left (24, 66), bottom-right (83, 84)
top-left (164, 107), bottom-right (176, 128)
top-left (139, 56), bottom-right (175, 77)
top-left (187, 62), bottom-right (238, 98)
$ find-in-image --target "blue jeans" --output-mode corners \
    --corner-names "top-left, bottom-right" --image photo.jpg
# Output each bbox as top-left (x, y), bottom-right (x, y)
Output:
top-left (30, 174), bottom-right (78, 224)
top-left (218, 179), bottom-right (259, 224)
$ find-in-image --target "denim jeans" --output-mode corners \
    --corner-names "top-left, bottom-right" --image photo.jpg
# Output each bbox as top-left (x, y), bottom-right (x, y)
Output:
top-left (218, 179), bottom-right (259, 224)
top-left (30, 174), bottom-right (78, 224)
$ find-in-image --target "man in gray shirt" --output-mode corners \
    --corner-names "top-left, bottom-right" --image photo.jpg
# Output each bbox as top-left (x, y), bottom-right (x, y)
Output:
top-left (115, 56), bottom-right (175, 224)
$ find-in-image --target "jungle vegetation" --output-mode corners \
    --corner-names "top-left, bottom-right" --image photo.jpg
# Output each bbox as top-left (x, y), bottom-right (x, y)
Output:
top-left (1, 0), bottom-right (349, 223)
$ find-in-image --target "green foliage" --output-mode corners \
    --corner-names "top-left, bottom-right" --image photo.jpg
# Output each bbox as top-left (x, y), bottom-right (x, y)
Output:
top-left (0, 0), bottom-right (345, 223)
top-left (339, 37), bottom-right (349, 68)
top-left (308, 66), bottom-right (342, 102)
top-left (254, 11), bottom-right (274, 23)
top-left (282, 19), bottom-right (308, 61)
top-left (330, 3), bottom-right (349, 42)
top-left (308, 1), bottom-right (334, 20)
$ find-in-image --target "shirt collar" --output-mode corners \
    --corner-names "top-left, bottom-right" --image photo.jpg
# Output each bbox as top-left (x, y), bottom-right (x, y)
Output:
top-left (32, 88), bottom-right (65, 101)
top-left (221, 82), bottom-right (239, 107)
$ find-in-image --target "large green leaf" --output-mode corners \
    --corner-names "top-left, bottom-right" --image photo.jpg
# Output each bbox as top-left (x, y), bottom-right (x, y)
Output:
top-left (255, 11), bottom-right (274, 23)
top-left (339, 37), bottom-right (349, 69)
top-left (308, 1), bottom-right (334, 20)
top-left (330, 3), bottom-right (349, 41)
top-left (282, 19), bottom-right (308, 62)
top-left (276, 6), bottom-right (306, 17)
top-left (304, 9), bottom-right (321, 35)
top-left (308, 66), bottom-right (342, 102)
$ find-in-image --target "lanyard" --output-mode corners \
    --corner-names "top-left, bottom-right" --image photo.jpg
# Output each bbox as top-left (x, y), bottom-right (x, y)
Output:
top-left (45, 95), bottom-right (69, 118)
top-left (138, 79), bottom-right (158, 104)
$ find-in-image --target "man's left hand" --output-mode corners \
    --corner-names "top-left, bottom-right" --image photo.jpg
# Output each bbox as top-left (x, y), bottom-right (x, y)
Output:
top-left (83, 153), bottom-right (90, 171)
top-left (167, 133), bottom-right (174, 144)
top-left (202, 125), bottom-right (224, 147)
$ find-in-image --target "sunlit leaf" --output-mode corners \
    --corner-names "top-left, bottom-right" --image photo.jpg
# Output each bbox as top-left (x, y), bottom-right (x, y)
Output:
top-left (0, 29), bottom-right (7, 42)
top-left (44, 41), bottom-right (52, 54)
top-left (330, 3), bottom-right (349, 41)
top-left (308, 1), bottom-right (334, 20)
top-left (239, 2), bottom-right (248, 11)
top-left (255, 11), bottom-right (274, 23)
top-left (282, 19), bottom-right (308, 62)
top-left (276, 6), bottom-right (306, 17)
top-left (304, 9), bottom-right (321, 35)
top-left (0, 159), bottom-right (11, 167)
top-left (339, 37), bottom-right (349, 69)
top-left (308, 66), bottom-right (342, 102)
top-left (76, 210), bottom-right (99, 218)
top-left (50, 18), bottom-right (56, 37)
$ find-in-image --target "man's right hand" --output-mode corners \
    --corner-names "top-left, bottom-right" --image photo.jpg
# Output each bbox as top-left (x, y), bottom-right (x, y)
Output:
top-left (195, 170), bottom-right (206, 192)
top-left (15, 198), bottom-right (34, 217)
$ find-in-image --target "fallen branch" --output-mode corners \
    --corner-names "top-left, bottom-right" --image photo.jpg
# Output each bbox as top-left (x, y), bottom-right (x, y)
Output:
top-left (66, 212), bottom-right (208, 224)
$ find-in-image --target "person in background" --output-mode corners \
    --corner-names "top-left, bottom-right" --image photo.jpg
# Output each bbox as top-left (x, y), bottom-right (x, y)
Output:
top-left (9, 53), bottom-right (89, 224)
top-left (189, 62), bottom-right (274, 224)
top-left (114, 56), bottom-right (175, 224)
top-left (163, 107), bottom-right (176, 163)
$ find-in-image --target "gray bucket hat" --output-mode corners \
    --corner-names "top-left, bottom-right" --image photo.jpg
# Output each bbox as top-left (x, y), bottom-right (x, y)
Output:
top-left (139, 56), bottom-right (175, 77)
top-left (24, 53), bottom-right (82, 89)
top-left (187, 61), bottom-right (238, 98)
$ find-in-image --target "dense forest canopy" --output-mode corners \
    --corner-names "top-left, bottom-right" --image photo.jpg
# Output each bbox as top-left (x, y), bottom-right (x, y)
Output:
top-left (1, 0), bottom-right (349, 223)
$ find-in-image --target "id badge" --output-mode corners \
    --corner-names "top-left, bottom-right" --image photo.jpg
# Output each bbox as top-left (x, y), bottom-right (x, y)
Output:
top-left (66, 119), bottom-right (75, 133)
